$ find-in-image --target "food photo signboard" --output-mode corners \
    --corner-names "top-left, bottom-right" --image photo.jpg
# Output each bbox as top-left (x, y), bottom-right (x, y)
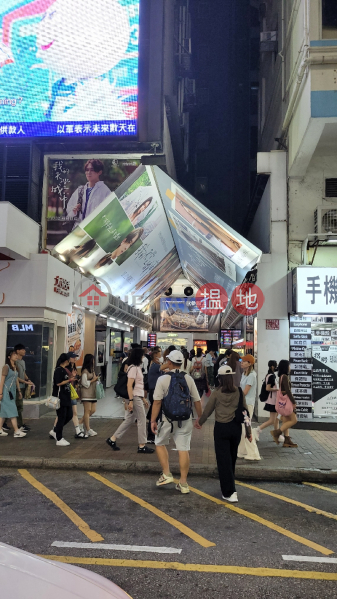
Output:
top-left (0, 0), bottom-right (139, 138)
top-left (160, 297), bottom-right (208, 332)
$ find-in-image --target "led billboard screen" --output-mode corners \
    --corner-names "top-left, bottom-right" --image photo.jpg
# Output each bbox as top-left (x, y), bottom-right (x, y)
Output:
top-left (0, 0), bottom-right (139, 138)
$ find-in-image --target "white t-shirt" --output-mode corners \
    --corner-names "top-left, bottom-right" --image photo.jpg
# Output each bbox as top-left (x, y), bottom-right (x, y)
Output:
top-left (240, 370), bottom-right (257, 406)
top-left (154, 370), bottom-right (200, 404)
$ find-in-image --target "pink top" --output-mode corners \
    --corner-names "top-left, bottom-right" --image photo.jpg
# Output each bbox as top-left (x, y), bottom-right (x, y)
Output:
top-left (127, 365), bottom-right (144, 398)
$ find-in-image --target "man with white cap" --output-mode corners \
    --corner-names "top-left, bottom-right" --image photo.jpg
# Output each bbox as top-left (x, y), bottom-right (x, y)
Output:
top-left (151, 350), bottom-right (202, 494)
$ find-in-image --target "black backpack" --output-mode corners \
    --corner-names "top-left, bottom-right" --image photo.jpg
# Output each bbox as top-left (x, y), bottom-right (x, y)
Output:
top-left (162, 371), bottom-right (193, 428)
top-left (114, 365), bottom-right (134, 399)
top-left (259, 374), bottom-right (270, 403)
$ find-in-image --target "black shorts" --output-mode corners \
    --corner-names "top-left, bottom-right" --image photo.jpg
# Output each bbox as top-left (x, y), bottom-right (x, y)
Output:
top-left (264, 403), bottom-right (276, 413)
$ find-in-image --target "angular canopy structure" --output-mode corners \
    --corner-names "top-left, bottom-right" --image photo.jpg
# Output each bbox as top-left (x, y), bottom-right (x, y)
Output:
top-left (55, 165), bottom-right (261, 309)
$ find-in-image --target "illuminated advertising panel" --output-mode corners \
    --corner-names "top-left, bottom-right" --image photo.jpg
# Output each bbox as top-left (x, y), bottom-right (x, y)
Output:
top-left (45, 156), bottom-right (141, 249)
top-left (55, 165), bottom-right (180, 306)
top-left (160, 297), bottom-right (208, 332)
top-left (0, 0), bottom-right (139, 138)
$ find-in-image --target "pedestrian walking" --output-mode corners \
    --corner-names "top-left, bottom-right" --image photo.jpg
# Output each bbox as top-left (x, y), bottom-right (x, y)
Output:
top-left (146, 347), bottom-right (163, 443)
top-left (191, 347), bottom-right (208, 397)
top-left (52, 352), bottom-right (85, 439)
top-left (254, 360), bottom-right (282, 442)
top-left (271, 360), bottom-right (298, 448)
top-left (79, 354), bottom-right (98, 437)
top-left (0, 350), bottom-right (26, 438)
top-left (180, 349), bottom-right (192, 374)
top-left (106, 347), bottom-right (155, 454)
top-left (237, 354), bottom-right (261, 461)
top-left (3, 344), bottom-right (33, 433)
top-left (189, 348), bottom-right (195, 361)
top-left (204, 350), bottom-right (215, 387)
top-left (195, 365), bottom-right (252, 502)
top-left (151, 350), bottom-right (202, 494)
top-left (226, 350), bottom-right (242, 387)
top-left (49, 353), bottom-right (77, 446)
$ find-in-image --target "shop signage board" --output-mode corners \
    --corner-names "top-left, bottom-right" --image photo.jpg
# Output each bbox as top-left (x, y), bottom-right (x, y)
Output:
top-left (289, 316), bottom-right (312, 420)
top-left (147, 333), bottom-right (157, 348)
top-left (312, 345), bottom-right (337, 417)
top-left (266, 319), bottom-right (279, 330)
top-left (296, 267), bottom-right (337, 313)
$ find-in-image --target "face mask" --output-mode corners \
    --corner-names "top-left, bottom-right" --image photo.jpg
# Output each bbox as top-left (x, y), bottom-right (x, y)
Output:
top-left (159, 357), bottom-right (164, 363)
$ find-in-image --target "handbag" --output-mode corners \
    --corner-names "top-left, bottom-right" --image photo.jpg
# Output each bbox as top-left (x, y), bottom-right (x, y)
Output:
top-left (96, 381), bottom-right (105, 400)
top-left (276, 376), bottom-right (294, 416)
top-left (70, 384), bottom-right (79, 400)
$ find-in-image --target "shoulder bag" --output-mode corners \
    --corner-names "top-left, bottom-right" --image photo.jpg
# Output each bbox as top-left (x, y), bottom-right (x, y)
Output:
top-left (276, 375), bottom-right (294, 417)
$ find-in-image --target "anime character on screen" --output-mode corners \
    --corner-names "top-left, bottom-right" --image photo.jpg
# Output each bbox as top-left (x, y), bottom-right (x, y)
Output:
top-left (0, 0), bottom-right (137, 122)
top-left (66, 159), bottom-right (111, 224)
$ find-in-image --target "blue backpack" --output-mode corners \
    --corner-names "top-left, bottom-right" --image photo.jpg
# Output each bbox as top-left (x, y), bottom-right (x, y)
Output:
top-left (162, 371), bottom-right (193, 428)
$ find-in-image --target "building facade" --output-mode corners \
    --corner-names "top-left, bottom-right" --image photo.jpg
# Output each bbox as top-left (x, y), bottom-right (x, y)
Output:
top-left (247, 0), bottom-right (337, 421)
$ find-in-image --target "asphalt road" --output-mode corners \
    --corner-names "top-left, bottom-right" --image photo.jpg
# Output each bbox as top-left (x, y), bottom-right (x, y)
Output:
top-left (1, 469), bottom-right (337, 598)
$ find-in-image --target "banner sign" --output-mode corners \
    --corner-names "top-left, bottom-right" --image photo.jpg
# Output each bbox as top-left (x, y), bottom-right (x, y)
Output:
top-left (66, 308), bottom-right (85, 367)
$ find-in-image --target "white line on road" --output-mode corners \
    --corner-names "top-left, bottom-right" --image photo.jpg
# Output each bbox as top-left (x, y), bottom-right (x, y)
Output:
top-left (282, 555), bottom-right (337, 564)
top-left (51, 541), bottom-right (182, 554)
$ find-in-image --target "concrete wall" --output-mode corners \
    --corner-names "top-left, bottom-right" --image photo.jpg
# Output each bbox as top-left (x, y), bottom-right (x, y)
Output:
top-left (250, 151), bottom-right (290, 420)
top-left (289, 153), bottom-right (337, 268)
top-left (247, 178), bottom-right (271, 253)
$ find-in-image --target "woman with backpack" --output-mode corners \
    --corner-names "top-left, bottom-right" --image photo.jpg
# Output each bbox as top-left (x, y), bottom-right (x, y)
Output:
top-left (191, 347), bottom-right (208, 397)
top-left (271, 360), bottom-right (298, 448)
top-left (195, 364), bottom-right (252, 502)
top-left (106, 347), bottom-right (155, 454)
top-left (237, 354), bottom-right (261, 461)
top-left (254, 360), bottom-right (281, 442)
top-left (180, 349), bottom-right (192, 374)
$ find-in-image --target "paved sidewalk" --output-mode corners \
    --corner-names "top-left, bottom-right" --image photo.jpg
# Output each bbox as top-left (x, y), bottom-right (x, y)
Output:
top-left (0, 416), bottom-right (336, 481)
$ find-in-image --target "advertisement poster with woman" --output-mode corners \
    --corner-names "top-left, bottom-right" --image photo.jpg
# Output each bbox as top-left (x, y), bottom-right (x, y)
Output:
top-left (0, 0), bottom-right (139, 137)
top-left (55, 166), bottom-right (177, 306)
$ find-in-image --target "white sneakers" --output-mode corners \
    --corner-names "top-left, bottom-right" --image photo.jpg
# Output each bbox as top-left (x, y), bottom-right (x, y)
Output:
top-left (56, 438), bottom-right (70, 447)
top-left (87, 429), bottom-right (97, 437)
top-left (13, 430), bottom-right (26, 438)
top-left (254, 427), bottom-right (260, 442)
top-left (49, 430), bottom-right (57, 440)
top-left (176, 482), bottom-right (190, 494)
top-left (222, 492), bottom-right (238, 503)
top-left (0, 428), bottom-right (8, 436)
top-left (156, 472), bottom-right (174, 486)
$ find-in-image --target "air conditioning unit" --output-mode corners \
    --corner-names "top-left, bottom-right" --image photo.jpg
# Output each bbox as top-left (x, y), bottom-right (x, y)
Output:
top-left (314, 204), bottom-right (337, 234)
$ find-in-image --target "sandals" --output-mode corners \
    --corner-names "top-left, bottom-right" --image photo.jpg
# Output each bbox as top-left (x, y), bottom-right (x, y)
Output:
top-left (74, 431), bottom-right (86, 439)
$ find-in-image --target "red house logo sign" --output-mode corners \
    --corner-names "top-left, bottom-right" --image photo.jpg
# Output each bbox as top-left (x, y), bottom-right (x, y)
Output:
top-left (79, 284), bottom-right (107, 308)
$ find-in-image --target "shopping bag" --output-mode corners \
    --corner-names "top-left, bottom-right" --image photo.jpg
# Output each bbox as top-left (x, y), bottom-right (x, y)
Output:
top-left (70, 384), bottom-right (79, 400)
top-left (96, 381), bottom-right (105, 400)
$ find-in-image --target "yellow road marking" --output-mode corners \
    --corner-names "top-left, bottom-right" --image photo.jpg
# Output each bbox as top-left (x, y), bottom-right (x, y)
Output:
top-left (236, 481), bottom-right (337, 524)
top-left (40, 555), bottom-right (337, 580)
top-left (87, 472), bottom-right (215, 548)
top-left (18, 469), bottom-right (103, 543)
top-left (181, 482), bottom-right (333, 556)
top-left (304, 482), bottom-right (337, 495)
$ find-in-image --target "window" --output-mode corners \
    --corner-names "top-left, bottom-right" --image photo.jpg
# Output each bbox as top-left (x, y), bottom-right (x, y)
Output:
top-left (322, 0), bottom-right (337, 39)
top-left (325, 179), bottom-right (337, 197)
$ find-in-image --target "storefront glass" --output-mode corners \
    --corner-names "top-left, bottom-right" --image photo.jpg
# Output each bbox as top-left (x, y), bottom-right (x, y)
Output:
top-left (6, 321), bottom-right (55, 399)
